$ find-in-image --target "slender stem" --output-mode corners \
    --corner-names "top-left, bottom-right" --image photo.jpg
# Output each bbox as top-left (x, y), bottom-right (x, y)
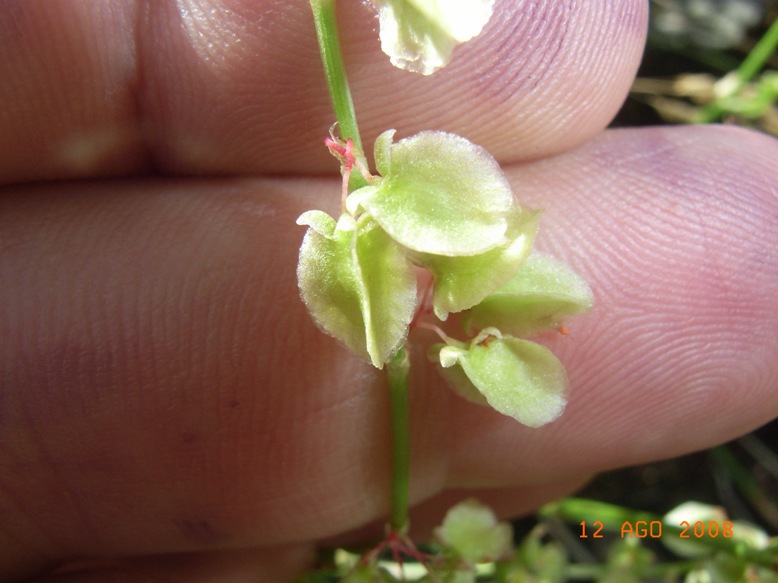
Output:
top-left (310, 0), bottom-right (411, 536)
top-left (309, 0), bottom-right (369, 191)
top-left (696, 16), bottom-right (778, 122)
top-left (729, 16), bottom-right (778, 91)
top-left (387, 348), bottom-right (411, 533)
top-left (565, 560), bottom-right (699, 580)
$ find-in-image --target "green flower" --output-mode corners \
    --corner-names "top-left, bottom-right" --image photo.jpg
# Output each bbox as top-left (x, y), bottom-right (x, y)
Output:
top-left (369, 0), bottom-right (495, 75)
top-left (435, 498), bottom-right (513, 562)
top-left (462, 252), bottom-right (593, 336)
top-left (415, 210), bottom-right (540, 320)
top-left (298, 128), bottom-right (592, 399)
top-left (344, 129), bottom-right (542, 321)
top-left (435, 328), bottom-right (568, 427)
top-left (347, 130), bottom-right (519, 257)
top-left (296, 211), bottom-right (416, 368)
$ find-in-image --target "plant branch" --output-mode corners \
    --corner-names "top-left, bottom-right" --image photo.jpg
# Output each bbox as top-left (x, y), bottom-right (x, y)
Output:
top-left (387, 348), bottom-right (411, 533)
top-left (310, 0), bottom-right (411, 537)
top-left (309, 0), bottom-right (369, 191)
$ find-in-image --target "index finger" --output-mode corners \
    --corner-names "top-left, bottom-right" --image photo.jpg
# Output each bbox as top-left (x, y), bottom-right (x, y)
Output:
top-left (0, 0), bottom-right (647, 184)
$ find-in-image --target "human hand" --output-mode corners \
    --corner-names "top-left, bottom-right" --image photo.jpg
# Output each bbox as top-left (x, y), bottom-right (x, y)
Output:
top-left (1, 1), bottom-right (777, 581)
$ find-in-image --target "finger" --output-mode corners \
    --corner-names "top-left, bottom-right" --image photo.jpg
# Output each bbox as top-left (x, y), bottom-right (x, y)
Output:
top-left (447, 125), bottom-right (778, 488)
top-left (0, 1), bottom-right (146, 184)
top-left (28, 484), bottom-right (586, 583)
top-left (28, 545), bottom-right (313, 583)
top-left (3, 126), bottom-right (777, 579)
top-left (0, 176), bottom-right (361, 579)
top-left (321, 476), bottom-right (592, 548)
top-left (28, 483), bottom-right (588, 583)
top-left (0, 0), bottom-right (647, 184)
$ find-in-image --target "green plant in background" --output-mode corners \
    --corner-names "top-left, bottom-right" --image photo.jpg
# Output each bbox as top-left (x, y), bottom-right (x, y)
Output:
top-left (541, 498), bottom-right (778, 583)
top-left (695, 15), bottom-right (778, 123)
top-left (295, 1), bottom-right (777, 581)
top-left (633, 7), bottom-right (778, 135)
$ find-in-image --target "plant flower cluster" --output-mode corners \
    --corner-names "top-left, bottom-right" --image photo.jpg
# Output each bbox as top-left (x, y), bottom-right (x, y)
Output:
top-left (297, 129), bottom-right (592, 427)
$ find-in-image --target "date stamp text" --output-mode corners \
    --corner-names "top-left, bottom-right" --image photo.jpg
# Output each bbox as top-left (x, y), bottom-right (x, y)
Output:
top-left (579, 520), bottom-right (734, 539)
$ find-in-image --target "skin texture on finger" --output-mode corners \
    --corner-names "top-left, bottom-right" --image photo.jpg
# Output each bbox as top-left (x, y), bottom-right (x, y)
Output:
top-left (1, 126), bottom-right (777, 580)
top-left (446, 125), bottom-right (778, 488)
top-left (28, 544), bottom-right (313, 583)
top-left (0, 178), bottom-right (387, 576)
top-left (0, 0), bottom-right (646, 184)
top-left (0, 1), bottom-right (145, 184)
top-left (35, 481), bottom-right (589, 583)
top-left (320, 476), bottom-right (592, 549)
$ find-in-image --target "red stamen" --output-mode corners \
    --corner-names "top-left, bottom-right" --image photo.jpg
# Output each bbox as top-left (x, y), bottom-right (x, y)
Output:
top-left (323, 136), bottom-right (346, 158)
top-left (324, 136), bottom-right (361, 209)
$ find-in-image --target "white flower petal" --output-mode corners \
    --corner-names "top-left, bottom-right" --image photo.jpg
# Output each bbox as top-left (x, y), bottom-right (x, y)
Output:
top-left (372, 0), bottom-right (495, 75)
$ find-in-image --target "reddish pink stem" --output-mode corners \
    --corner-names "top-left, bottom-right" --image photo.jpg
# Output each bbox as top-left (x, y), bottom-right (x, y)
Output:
top-left (324, 135), bottom-right (374, 209)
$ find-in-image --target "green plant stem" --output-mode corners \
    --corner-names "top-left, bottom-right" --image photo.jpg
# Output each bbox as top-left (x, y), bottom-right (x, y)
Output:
top-left (541, 498), bottom-right (778, 569)
top-left (309, 0), bottom-right (369, 191)
top-left (310, 0), bottom-right (411, 535)
top-left (564, 559), bottom-right (699, 580)
top-left (696, 16), bottom-right (778, 122)
top-left (387, 348), bottom-right (411, 533)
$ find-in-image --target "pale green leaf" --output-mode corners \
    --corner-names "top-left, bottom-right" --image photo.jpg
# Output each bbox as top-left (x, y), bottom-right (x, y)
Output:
top-left (432, 343), bottom-right (488, 406)
top-left (356, 219), bottom-right (418, 366)
top-left (438, 329), bottom-right (568, 427)
top-left (347, 131), bottom-right (516, 257)
top-left (373, 129), bottom-right (395, 177)
top-left (297, 213), bottom-right (416, 368)
top-left (371, 0), bottom-right (495, 75)
top-left (297, 212), bottom-right (366, 360)
top-left (296, 209), bottom-right (338, 236)
top-left (435, 498), bottom-right (512, 562)
top-left (462, 251), bottom-right (593, 336)
top-left (415, 210), bottom-right (539, 320)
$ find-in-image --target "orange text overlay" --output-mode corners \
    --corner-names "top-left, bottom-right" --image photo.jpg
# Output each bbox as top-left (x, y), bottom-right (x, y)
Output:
top-left (579, 520), bottom-right (735, 539)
